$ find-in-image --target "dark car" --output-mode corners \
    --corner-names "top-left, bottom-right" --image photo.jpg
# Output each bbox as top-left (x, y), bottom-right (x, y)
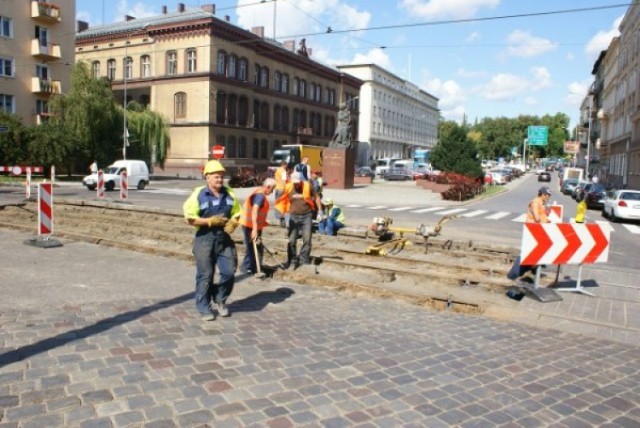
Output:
top-left (355, 166), bottom-right (375, 178)
top-left (561, 178), bottom-right (579, 195)
top-left (576, 182), bottom-right (594, 202)
top-left (584, 184), bottom-right (607, 209)
top-left (384, 167), bottom-right (419, 181)
top-left (538, 171), bottom-right (551, 182)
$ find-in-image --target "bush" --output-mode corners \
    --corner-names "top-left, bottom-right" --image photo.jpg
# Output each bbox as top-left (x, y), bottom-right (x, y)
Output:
top-left (440, 173), bottom-right (485, 201)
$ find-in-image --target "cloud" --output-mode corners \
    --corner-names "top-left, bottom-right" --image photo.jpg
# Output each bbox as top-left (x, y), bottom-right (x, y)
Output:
top-left (349, 49), bottom-right (393, 70)
top-left (480, 73), bottom-right (529, 101)
top-left (506, 30), bottom-right (557, 58)
top-left (585, 15), bottom-right (623, 59)
top-left (457, 68), bottom-right (485, 79)
top-left (565, 81), bottom-right (591, 106)
top-left (530, 67), bottom-right (551, 91)
top-left (524, 97), bottom-right (537, 106)
top-left (115, 0), bottom-right (157, 21)
top-left (465, 32), bottom-right (481, 43)
top-left (423, 77), bottom-right (466, 110)
top-left (399, 0), bottom-right (499, 20)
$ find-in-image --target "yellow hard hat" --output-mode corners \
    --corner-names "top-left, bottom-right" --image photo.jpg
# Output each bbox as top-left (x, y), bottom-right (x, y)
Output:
top-left (203, 160), bottom-right (225, 175)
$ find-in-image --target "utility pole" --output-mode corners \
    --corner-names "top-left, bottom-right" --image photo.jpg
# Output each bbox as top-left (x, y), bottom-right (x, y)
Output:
top-left (123, 38), bottom-right (129, 160)
top-left (586, 95), bottom-right (593, 179)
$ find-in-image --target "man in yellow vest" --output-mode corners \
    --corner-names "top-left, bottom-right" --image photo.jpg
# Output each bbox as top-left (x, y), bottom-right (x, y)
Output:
top-left (318, 198), bottom-right (345, 236)
top-left (183, 160), bottom-right (241, 321)
top-left (275, 171), bottom-right (322, 269)
top-left (239, 178), bottom-right (276, 276)
top-left (273, 160), bottom-right (288, 226)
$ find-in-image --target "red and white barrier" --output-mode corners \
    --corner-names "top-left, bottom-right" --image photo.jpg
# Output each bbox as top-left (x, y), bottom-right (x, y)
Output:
top-left (120, 170), bottom-right (128, 201)
top-left (97, 170), bottom-right (105, 199)
top-left (548, 205), bottom-right (563, 223)
top-left (26, 169), bottom-right (32, 199)
top-left (38, 182), bottom-right (54, 236)
top-left (0, 166), bottom-right (43, 174)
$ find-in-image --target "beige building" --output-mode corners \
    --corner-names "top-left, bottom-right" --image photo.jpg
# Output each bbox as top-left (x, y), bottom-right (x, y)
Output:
top-left (0, 0), bottom-right (75, 125)
top-left (75, 3), bottom-right (361, 177)
top-left (337, 64), bottom-right (439, 165)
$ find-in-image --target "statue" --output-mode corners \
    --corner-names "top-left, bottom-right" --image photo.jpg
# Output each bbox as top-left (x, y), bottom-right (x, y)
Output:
top-left (329, 103), bottom-right (352, 149)
top-left (297, 39), bottom-right (309, 58)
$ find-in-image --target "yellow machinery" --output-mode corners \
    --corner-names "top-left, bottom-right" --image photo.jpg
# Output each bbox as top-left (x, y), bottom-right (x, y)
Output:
top-left (365, 215), bottom-right (457, 256)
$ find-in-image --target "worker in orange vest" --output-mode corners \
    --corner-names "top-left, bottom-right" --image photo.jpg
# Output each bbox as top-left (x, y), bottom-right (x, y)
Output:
top-left (273, 160), bottom-right (288, 226)
top-left (275, 171), bottom-right (322, 269)
top-left (239, 178), bottom-right (276, 276)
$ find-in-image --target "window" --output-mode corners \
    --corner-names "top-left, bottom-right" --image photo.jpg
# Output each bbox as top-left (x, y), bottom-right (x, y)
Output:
top-left (35, 26), bottom-right (48, 47)
top-left (282, 107), bottom-right (289, 132)
top-left (91, 61), bottom-right (100, 78)
top-left (35, 64), bottom-right (49, 79)
top-left (274, 71), bottom-right (281, 92)
top-left (260, 102), bottom-right (269, 130)
top-left (36, 99), bottom-right (48, 115)
top-left (252, 139), bottom-right (259, 158)
top-left (216, 50), bottom-right (226, 75)
top-left (140, 55), bottom-right (150, 78)
top-left (0, 57), bottom-right (13, 77)
top-left (238, 58), bottom-right (248, 81)
top-left (217, 92), bottom-right (227, 124)
top-left (315, 84), bottom-right (322, 102)
top-left (293, 78), bottom-right (299, 96)
top-left (227, 136), bottom-right (237, 158)
top-left (228, 95), bottom-right (237, 125)
top-left (260, 139), bottom-right (268, 159)
top-left (228, 55), bottom-right (236, 78)
top-left (186, 49), bottom-right (197, 73)
top-left (174, 92), bottom-right (186, 118)
top-left (107, 59), bottom-right (116, 80)
top-left (167, 51), bottom-right (177, 75)
top-left (254, 64), bottom-right (260, 85)
top-left (1, 16), bottom-right (13, 38)
top-left (299, 80), bottom-right (306, 98)
top-left (260, 67), bottom-right (269, 88)
top-left (281, 74), bottom-right (289, 93)
top-left (238, 96), bottom-right (248, 126)
top-left (0, 94), bottom-right (14, 113)
top-left (309, 83), bottom-right (315, 100)
top-left (238, 137), bottom-right (247, 158)
top-left (124, 56), bottom-right (133, 79)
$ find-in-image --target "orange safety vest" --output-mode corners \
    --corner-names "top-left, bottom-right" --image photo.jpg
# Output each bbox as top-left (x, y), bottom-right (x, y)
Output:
top-left (526, 196), bottom-right (549, 223)
top-left (275, 182), bottom-right (315, 214)
top-left (239, 188), bottom-right (270, 230)
top-left (274, 166), bottom-right (287, 191)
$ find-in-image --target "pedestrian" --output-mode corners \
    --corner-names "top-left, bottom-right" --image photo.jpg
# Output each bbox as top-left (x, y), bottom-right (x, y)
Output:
top-left (89, 160), bottom-right (98, 174)
top-left (273, 160), bottom-right (288, 226)
top-left (295, 156), bottom-right (312, 181)
top-left (182, 160), bottom-right (241, 321)
top-left (239, 178), bottom-right (276, 276)
top-left (275, 171), bottom-right (322, 269)
top-left (317, 198), bottom-right (345, 236)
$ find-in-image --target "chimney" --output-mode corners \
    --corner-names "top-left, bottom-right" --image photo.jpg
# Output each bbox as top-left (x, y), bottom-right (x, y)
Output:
top-left (125, 15), bottom-right (135, 21)
top-left (162, 5), bottom-right (167, 14)
top-left (283, 40), bottom-right (295, 51)
top-left (251, 26), bottom-right (264, 38)
top-left (178, 3), bottom-right (185, 13)
top-left (201, 4), bottom-right (215, 14)
top-left (77, 20), bottom-right (89, 33)
top-left (225, 15), bottom-right (230, 22)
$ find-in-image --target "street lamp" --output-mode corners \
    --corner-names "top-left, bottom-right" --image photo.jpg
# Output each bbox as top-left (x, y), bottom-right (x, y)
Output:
top-left (586, 95), bottom-right (593, 179)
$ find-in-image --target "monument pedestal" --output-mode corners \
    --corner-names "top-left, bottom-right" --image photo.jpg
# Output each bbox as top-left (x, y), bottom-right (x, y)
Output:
top-left (322, 147), bottom-right (355, 189)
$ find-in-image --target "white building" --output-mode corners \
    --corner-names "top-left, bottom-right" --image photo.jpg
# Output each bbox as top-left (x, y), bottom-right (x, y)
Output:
top-left (337, 64), bottom-right (439, 165)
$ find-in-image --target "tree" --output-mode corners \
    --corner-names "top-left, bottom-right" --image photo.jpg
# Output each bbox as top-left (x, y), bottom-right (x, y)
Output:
top-left (431, 121), bottom-right (483, 177)
top-left (27, 121), bottom-right (74, 174)
top-left (0, 112), bottom-right (29, 165)
top-left (121, 101), bottom-right (170, 167)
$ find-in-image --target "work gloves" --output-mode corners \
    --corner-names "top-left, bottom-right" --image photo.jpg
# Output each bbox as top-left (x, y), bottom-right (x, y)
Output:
top-left (207, 216), bottom-right (228, 228)
top-left (224, 217), bottom-right (240, 235)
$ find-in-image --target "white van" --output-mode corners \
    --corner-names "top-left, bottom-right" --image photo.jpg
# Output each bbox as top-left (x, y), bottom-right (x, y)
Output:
top-left (82, 160), bottom-right (150, 191)
top-left (375, 158), bottom-right (402, 177)
top-left (392, 160), bottom-right (416, 171)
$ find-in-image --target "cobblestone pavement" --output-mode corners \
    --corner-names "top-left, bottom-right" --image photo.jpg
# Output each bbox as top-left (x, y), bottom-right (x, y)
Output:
top-left (1, 232), bottom-right (639, 427)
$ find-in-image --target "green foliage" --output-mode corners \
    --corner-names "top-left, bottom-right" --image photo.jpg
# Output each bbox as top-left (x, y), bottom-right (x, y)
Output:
top-left (122, 105), bottom-right (170, 167)
top-left (0, 112), bottom-right (29, 164)
top-left (27, 121), bottom-right (74, 173)
top-left (431, 121), bottom-right (483, 178)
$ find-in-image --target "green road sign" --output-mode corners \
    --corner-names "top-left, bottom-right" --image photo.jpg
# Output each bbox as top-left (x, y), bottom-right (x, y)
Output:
top-left (527, 126), bottom-right (548, 146)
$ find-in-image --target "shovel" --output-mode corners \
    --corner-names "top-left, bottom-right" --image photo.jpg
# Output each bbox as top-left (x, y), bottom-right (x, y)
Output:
top-left (252, 239), bottom-right (266, 279)
top-left (261, 241), bottom-right (287, 270)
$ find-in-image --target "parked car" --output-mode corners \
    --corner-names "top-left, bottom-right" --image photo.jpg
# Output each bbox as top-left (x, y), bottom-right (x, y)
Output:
top-left (82, 160), bottom-right (150, 191)
top-left (572, 181), bottom-right (589, 200)
top-left (535, 165), bottom-right (545, 175)
top-left (383, 167), bottom-right (420, 181)
top-left (575, 182), bottom-right (594, 202)
top-left (538, 171), bottom-right (551, 182)
top-left (561, 178), bottom-right (580, 195)
top-left (491, 169), bottom-right (512, 183)
top-left (583, 184), bottom-right (607, 209)
top-left (490, 171), bottom-right (506, 185)
top-left (602, 189), bottom-right (640, 222)
top-left (355, 166), bottom-right (375, 178)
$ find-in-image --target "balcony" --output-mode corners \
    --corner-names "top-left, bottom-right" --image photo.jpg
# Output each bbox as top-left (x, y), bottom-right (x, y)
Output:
top-left (31, 1), bottom-right (61, 23)
top-left (31, 39), bottom-right (61, 60)
top-left (35, 113), bottom-right (53, 125)
top-left (31, 77), bottom-right (61, 95)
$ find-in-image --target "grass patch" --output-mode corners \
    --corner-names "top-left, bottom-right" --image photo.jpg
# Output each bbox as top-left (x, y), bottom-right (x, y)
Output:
top-left (481, 184), bottom-right (506, 197)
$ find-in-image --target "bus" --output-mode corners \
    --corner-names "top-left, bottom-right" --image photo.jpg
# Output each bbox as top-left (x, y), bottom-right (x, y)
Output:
top-left (413, 149), bottom-right (431, 165)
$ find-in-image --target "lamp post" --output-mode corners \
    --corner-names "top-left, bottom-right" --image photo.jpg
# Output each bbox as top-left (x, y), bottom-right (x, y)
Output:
top-left (123, 38), bottom-right (129, 160)
top-left (586, 95), bottom-right (593, 179)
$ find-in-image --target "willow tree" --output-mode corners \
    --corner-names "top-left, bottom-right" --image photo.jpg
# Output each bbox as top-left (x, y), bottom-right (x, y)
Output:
top-left (122, 101), bottom-right (170, 168)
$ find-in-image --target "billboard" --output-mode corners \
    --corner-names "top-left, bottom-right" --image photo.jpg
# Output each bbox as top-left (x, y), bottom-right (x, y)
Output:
top-left (563, 141), bottom-right (580, 154)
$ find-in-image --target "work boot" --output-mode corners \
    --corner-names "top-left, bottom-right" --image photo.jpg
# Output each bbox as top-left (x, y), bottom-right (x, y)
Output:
top-left (217, 302), bottom-right (229, 317)
top-left (200, 312), bottom-right (215, 322)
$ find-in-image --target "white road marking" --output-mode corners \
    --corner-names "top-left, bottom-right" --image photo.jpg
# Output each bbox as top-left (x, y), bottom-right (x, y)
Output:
top-left (140, 188), bottom-right (190, 195)
top-left (388, 206), bottom-right (415, 211)
top-left (622, 224), bottom-right (640, 234)
top-left (410, 207), bottom-right (444, 213)
top-left (485, 211), bottom-right (511, 220)
top-left (346, 204), bottom-right (362, 208)
top-left (511, 214), bottom-right (527, 223)
top-left (595, 220), bottom-right (615, 232)
top-left (367, 205), bottom-right (388, 210)
top-left (461, 210), bottom-right (488, 218)
top-left (433, 208), bottom-right (467, 216)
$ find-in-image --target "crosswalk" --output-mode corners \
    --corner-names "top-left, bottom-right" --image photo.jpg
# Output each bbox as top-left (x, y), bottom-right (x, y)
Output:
top-left (342, 203), bottom-right (640, 235)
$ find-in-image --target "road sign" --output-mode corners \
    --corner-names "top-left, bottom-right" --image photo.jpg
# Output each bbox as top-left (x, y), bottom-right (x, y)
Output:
top-left (211, 145), bottom-right (225, 159)
top-left (519, 223), bottom-right (609, 266)
top-left (527, 126), bottom-right (548, 146)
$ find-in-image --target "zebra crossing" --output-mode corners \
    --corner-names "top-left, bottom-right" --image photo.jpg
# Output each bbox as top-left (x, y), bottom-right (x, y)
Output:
top-left (342, 204), bottom-right (640, 234)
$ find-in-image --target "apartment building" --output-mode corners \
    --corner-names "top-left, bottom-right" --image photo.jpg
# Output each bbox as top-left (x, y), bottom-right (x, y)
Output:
top-left (0, 0), bottom-right (76, 125)
top-left (337, 63), bottom-right (439, 164)
top-left (75, 3), bottom-right (362, 176)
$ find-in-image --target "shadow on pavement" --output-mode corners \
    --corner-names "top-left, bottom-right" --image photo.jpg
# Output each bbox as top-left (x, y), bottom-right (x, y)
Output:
top-left (229, 287), bottom-right (295, 313)
top-left (0, 292), bottom-right (192, 368)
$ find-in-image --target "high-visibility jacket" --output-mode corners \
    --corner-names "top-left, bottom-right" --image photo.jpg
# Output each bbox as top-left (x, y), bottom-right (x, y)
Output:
top-left (575, 200), bottom-right (587, 223)
top-left (275, 182), bottom-right (315, 214)
top-left (525, 196), bottom-right (549, 223)
top-left (239, 188), bottom-right (270, 230)
top-left (326, 205), bottom-right (345, 223)
top-left (274, 166), bottom-right (287, 191)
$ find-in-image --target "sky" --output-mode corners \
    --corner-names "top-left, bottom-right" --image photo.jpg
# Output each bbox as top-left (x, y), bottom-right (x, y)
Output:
top-left (76, 0), bottom-right (629, 130)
